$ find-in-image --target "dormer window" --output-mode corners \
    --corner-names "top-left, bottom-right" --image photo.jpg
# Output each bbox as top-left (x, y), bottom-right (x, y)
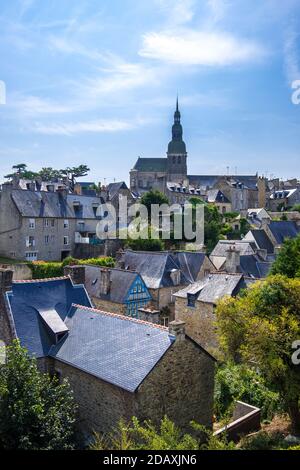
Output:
top-left (187, 293), bottom-right (196, 308)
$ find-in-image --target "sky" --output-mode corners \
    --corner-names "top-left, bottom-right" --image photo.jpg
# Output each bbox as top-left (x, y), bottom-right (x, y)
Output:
top-left (0, 0), bottom-right (300, 184)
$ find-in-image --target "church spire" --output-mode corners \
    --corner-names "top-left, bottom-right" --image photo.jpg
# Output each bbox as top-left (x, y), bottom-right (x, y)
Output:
top-left (167, 96), bottom-right (187, 154)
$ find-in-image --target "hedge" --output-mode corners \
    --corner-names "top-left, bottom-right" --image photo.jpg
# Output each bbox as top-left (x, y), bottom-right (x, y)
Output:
top-left (28, 256), bottom-right (115, 279)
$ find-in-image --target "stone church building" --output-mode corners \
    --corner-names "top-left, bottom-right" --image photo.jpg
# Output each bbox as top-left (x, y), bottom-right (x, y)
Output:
top-left (130, 99), bottom-right (265, 211)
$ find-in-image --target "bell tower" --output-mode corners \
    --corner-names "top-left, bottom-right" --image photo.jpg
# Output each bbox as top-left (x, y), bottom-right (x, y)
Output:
top-left (167, 97), bottom-right (187, 183)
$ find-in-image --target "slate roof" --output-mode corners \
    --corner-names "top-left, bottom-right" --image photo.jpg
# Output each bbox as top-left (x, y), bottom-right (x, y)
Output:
top-left (6, 278), bottom-right (92, 358)
top-left (210, 240), bottom-right (255, 258)
top-left (6, 278), bottom-right (175, 392)
top-left (49, 305), bottom-right (173, 392)
top-left (11, 189), bottom-right (102, 219)
top-left (133, 158), bottom-right (168, 172)
top-left (249, 230), bottom-right (274, 254)
top-left (84, 266), bottom-right (150, 303)
top-left (240, 255), bottom-right (273, 279)
top-left (107, 181), bottom-right (130, 200)
top-left (119, 251), bottom-right (207, 289)
top-left (188, 175), bottom-right (258, 190)
top-left (268, 221), bottom-right (300, 244)
top-left (174, 273), bottom-right (245, 304)
top-left (207, 189), bottom-right (231, 204)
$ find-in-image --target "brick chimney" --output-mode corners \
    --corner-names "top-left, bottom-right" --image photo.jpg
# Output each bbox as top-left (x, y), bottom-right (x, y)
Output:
top-left (225, 246), bottom-right (241, 273)
top-left (64, 265), bottom-right (85, 285)
top-left (99, 268), bottom-right (111, 295)
top-left (169, 320), bottom-right (186, 341)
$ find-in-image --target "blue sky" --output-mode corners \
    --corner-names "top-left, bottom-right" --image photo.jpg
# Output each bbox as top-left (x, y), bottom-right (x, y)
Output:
top-left (0, 0), bottom-right (300, 184)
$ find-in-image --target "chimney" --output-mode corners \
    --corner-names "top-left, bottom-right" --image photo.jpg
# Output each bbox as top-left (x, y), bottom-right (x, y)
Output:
top-left (225, 246), bottom-right (241, 273)
top-left (169, 320), bottom-right (186, 341)
top-left (115, 249), bottom-right (125, 268)
top-left (99, 268), bottom-right (111, 295)
top-left (0, 269), bottom-right (13, 293)
top-left (64, 265), bottom-right (85, 285)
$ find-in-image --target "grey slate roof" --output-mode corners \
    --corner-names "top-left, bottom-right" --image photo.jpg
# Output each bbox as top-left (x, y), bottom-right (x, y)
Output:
top-left (7, 278), bottom-right (92, 358)
top-left (49, 306), bottom-right (173, 392)
top-left (174, 273), bottom-right (245, 304)
top-left (210, 240), bottom-right (255, 258)
top-left (84, 266), bottom-right (150, 303)
top-left (207, 189), bottom-right (231, 204)
top-left (249, 230), bottom-right (274, 254)
top-left (11, 189), bottom-right (102, 219)
top-left (119, 251), bottom-right (207, 289)
top-left (133, 158), bottom-right (168, 172)
top-left (188, 175), bottom-right (258, 190)
top-left (268, 221), bottom-right (300, 244)
top-left (7, 277), bottom-right (174, 392)
top-left (240, 255), bottom-right (273, 279)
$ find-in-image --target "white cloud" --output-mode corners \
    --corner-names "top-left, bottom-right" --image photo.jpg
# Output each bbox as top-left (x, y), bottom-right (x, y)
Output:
top-left (31, 119), bottom-right (140, 136)
top-left (156, 0), bottom-right (195, 26)
top-left (10, 95), bottom-right (74, 115)
top-left (139, 29), bottom-right (266, 66)
top-left (283, 27), bottom-right (300, 84)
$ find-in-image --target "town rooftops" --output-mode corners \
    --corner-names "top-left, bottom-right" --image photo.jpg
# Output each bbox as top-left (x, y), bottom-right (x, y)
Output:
top-left (133, 157), bottom-right (167, 172)
top-left (173, 273), bottom-right (245, 304)
top-left (188, 175), bottom-right (258, 190)
top-left (84, 266), bottom-right (150, 303)
top-left (10, 189), bottom-right (102, 219)
top-left (119, 250), bottom-right (208, 289)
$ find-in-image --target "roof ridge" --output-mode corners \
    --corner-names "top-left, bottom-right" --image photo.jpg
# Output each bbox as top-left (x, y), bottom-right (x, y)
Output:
top-left (13, 276), bottom-right (69, 284)
top-left (72, 304), bottom-right (168, 331)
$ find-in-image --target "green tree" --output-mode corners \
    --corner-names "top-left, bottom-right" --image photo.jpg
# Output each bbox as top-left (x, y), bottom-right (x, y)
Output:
top-left (91, 416), bottom-right (234, 450)
top-left (140, 190), bottom-right (169, 219)
top-left (0, 340), bottom-right (77, 449)
top-left (216, 275), bottom-right (300, 434)
top-left (60, 165), bottom-right (90, 189)
top-left (270, 235), bottom-right (300, 278)
top-left (38, 167), bottom-right (62, 181)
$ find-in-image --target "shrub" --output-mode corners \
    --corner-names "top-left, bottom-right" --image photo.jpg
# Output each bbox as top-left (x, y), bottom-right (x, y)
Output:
top-left (215, 363), bottom-right (281, 421)
top-left (28, 261), bottom-right (63, 279)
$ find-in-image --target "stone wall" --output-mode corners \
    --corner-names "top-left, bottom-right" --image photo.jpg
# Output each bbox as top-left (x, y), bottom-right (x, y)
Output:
top-left (92, 297), bottom-right (126, 315)
top-left (52, 359), bottom-right (135, 437)
top-left (175, 297), bottom-right (217, 352)
top-left (136, 335), bottom-right (215, 433)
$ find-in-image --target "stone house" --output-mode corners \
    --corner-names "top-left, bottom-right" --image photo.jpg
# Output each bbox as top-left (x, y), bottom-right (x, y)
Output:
top-left (76, 265), bottom-right (152, 317)
top-left (206, 189), bottom-right (232, 214)
top-left (116, 250), bottom-right (215, 315)
top-left (0, 181), bottom-right (105, 262)
top-left (268, 188), bottom-right (300, 211)
top-left (0, 270), bottom-right (216, 439)
top-left (244, 220), bottom-right (300, 254)
top-left (174, 273), bottom-right (247, 352)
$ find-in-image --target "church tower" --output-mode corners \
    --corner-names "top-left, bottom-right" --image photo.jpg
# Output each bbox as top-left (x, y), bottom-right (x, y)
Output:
top-left (167, 97), bottom-right (187, 183)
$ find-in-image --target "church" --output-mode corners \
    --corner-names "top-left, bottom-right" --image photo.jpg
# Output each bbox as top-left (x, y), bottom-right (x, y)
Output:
top-left (130, 99), bottom-right (266, 212)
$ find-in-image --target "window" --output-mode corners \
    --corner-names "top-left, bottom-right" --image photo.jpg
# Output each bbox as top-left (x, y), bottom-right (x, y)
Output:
top-left (26, 236), bottom-right (35, 247)
top-left (44, 219), bottom-right (50, 227)
top-left (178, 156), bottom-right (181, 164)
top-left (63, 219), bottom-right (69, 229)
top-left (51, 219), bottom-right (55, 227)
top-left (25, 252), bottom-right (38, 261)
top-left (187, 293), bottom-right (196, 308)
top-left (10, 252), bottom-right (16, 258)
top-left (63, 236), bottom-right (69, 246)
top-left (29, 219), bottom-right (35, 229)
top-left (45, 235), bottom-right (49, 245)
